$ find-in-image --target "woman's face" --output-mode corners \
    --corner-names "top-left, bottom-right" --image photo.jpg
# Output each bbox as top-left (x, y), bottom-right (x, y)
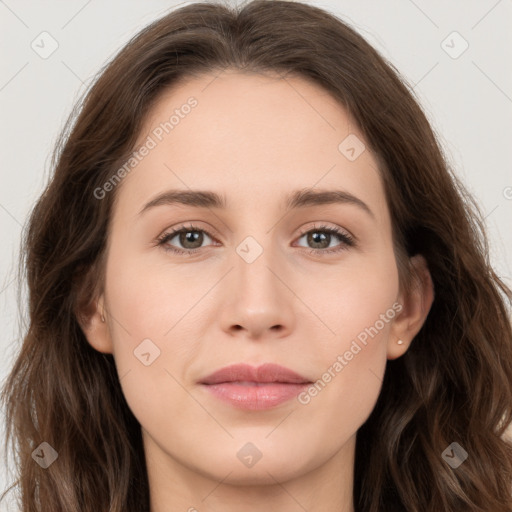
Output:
top-left (83, 70), bottom-right (432, 504)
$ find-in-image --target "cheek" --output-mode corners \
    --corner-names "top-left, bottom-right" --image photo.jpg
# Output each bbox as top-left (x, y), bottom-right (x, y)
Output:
top-left (296, 300), bottom-right (393, 445)
top-left (297, 251), bottom-right (399, 413)
top-left (105, 244), bottom-right (205, 339)
top-left (101, 248), bottom-right (196, 390)
top-left (300, 250), bottom-right (400, 345)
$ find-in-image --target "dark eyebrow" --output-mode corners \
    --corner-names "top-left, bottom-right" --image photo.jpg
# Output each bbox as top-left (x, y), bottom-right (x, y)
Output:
top-left (139, 187), bottom-right (374, 218)
top-left (286, 188), bottom-right (374, 218)
top-left (139, 190), bottom-right (226, 215)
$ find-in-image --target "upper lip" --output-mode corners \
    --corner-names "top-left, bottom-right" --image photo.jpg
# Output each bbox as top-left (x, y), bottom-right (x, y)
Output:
top-left (199, 363), bottom-right (312, 385)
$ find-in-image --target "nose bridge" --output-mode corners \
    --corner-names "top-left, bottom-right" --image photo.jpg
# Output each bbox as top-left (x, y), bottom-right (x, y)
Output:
top-left (233, 232), bottom-right (282, 303)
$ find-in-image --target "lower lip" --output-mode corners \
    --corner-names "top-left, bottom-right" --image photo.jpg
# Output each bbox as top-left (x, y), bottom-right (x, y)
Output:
top-left (201, 382), bottom-right (311, 410)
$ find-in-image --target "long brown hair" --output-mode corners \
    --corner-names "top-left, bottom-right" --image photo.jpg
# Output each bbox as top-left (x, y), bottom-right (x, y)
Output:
top-left (2, 1), bottom-right (512, 510)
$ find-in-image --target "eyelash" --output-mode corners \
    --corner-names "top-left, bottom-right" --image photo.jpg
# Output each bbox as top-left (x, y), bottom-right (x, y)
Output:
top-left (156, 223), bottom-right (356, 257)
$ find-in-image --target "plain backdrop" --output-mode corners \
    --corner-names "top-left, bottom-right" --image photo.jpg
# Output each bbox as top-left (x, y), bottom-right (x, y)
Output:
top-left (1, 0), bottom-right (511, 507)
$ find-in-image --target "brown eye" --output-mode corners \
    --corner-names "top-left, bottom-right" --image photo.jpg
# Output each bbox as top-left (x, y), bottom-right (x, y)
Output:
top-left (295, 224), bottom-right (355, 255)
top-left (174, 230), bottom-right (205, 249)
top-left (157, 224), bottom-right (216, 255)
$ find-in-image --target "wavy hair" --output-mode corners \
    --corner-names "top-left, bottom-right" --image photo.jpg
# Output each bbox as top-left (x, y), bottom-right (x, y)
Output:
top-left (2, 1), bottom-right (512, 510)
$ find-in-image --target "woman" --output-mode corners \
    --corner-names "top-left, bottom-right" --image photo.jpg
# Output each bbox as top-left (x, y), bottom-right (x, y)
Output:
top-left (2, 1), bottom-right (512, 510)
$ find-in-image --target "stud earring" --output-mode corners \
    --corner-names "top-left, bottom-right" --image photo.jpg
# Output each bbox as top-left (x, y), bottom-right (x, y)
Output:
top-left (397, 339), bottom-right (404, 345)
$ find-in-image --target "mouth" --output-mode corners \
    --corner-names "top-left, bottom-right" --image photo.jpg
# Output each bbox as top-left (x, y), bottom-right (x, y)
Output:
top-left (199, 363), bottom-right (312, 410)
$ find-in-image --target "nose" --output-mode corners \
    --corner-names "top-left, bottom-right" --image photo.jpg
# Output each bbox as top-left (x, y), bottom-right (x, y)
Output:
top-left (218, 244), bottom-right (296, 340)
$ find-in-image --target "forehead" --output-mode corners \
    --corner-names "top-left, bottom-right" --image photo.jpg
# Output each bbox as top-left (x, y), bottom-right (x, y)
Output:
top-left (115, 70), bottom-right (388, 224)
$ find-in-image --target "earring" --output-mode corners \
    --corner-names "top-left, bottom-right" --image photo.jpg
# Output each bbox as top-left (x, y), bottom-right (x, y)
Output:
top-left (101, 313), bottom-right (105, 323)
top-left (397, 339), bottom-right (404, 345)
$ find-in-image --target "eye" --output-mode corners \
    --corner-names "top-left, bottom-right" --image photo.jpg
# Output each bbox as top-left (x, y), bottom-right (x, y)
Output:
top-left (156, 223), bottom-right (216, 256)
top-left (156, 222), bottom-right (356, 256)
top-left (294, 223), bottom-right (355, 255)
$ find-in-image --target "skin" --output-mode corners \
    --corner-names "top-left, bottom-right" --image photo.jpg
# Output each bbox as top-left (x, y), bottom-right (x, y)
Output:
top-left (80, 70), bottom-right (434, 512)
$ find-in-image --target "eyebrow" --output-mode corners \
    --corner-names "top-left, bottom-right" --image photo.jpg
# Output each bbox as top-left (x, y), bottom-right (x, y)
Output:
top-left (138, 187), bottom-right (374, 218)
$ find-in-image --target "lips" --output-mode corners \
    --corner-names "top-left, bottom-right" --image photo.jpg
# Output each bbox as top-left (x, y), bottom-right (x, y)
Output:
top-left (199, 363), bottom-right (313, 410)
top-left (199, 362), bottom-right (311, 385)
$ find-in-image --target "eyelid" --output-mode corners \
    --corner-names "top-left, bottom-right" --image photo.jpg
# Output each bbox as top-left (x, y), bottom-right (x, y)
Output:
top-left (156, 221), bottom-right (219, 241)
top-left (296, 222), bottom-right (355, 242)
top-left (156, 222), bottom-right (216, 241)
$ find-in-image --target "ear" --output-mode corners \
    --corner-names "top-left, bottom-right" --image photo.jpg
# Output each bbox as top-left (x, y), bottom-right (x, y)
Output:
top-left (387, 254), bottom-right (434, 360)
top-left (76, 294), bottom-right (114, 355)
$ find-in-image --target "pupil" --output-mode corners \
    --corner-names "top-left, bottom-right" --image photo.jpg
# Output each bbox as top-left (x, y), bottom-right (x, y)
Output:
top-left (181, 231), bottom-right (202, 249)
top-left (309, 232), bottom-right (328, 249)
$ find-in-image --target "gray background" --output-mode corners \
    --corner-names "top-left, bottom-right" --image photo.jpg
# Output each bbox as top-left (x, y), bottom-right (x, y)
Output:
top-left (1, 0), bottom-right (511, 507)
